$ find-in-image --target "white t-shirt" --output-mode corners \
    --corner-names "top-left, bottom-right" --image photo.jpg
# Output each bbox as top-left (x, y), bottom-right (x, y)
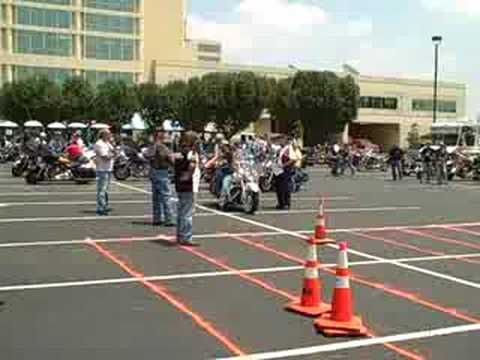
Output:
top-left (94, 139), bottom-right (114, 172)
top-left (188, 151), bottom-right (201, 193)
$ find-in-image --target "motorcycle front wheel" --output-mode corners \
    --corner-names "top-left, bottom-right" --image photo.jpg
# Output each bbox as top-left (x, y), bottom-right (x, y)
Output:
top-left (114, 165), bottom-right (131, 181)
top-left (259, 176), bottom-right (272, 192)
top-left (244, 191), bottom-right (259, 215)
top-left (25, 170), bottom-right (38, 185)
top-left (12, 165), bottom-right (24, 177)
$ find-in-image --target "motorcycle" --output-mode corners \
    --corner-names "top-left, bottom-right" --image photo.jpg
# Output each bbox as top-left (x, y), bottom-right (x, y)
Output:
top-left (216, 158), bottom-right (260, 214)
top-left (113, 146), bottom-right (150, 181)
top-left (0, 144), bottom-right (19, 163)
top-left (259, 158), bottom-right (277, 193)
top-left (25, 153), bottom-right (96, 185)
top-left (11, 153), bottom-right (31, 177)
top-left (358, 150), bottom-right (388, 172)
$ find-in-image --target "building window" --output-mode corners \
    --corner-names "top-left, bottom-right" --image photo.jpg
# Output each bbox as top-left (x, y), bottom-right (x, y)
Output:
top-left (33, 0), bottom-right (72, 5)
top-left (412, 99), bottom-right (457, 113)
top-left (15, 6), bottom-right (73, 29)
top-left (84, 0), bottom-right (137, 13)
top-left (14, 30), bottom-right (73, 56)
top-left (85, 70), bottom-right (135, 86)
top-left (197, 44), bottom-right (221, 53)
top-left (85, 36), bottom-right (136, 60)
top-left (359, 96), bottom-right (398, 110)
top-left (13, 65), bottom-right (73, 83)
top-left (198, 56), bottom-right (220, 63)
top-left (85, 13), bottom-right (136, 34)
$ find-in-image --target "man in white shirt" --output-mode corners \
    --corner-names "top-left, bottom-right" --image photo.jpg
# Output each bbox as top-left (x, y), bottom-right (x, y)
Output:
top-left (94, 129), bottom-right (115, 216)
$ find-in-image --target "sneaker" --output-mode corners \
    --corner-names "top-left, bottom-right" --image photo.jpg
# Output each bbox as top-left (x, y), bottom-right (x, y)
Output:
top-left (96, 211), bottom-right (108, 216)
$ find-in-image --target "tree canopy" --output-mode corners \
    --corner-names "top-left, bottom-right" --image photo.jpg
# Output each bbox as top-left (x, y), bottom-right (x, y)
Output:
top-left (0, 70), bottom-right (359, 143)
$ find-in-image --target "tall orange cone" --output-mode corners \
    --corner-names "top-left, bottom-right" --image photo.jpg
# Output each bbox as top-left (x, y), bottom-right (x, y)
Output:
top-left (314, 242), bottom-right (367, 337)
top-left (313, 198), bottom-right (335, 245)
top-left (285, 237), bottom-right (331, 317)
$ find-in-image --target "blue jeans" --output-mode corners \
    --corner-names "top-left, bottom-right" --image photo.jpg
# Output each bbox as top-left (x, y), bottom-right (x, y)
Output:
top-left (222, 174), bottom-right (233, 196)
top-left (177, 192), bottom-right (194, 243)
top-left (96, 171), bottom-right (112, 214)
top-left (150, 169), bottom-right (172, 223)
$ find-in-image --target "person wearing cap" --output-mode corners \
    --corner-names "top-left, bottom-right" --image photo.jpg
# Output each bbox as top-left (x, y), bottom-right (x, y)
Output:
top-left (93, 129), bottom-right (115, 216)
top-left (146, 131), bottom-right (174, 226)
top-left (174, 131), bottom-right (200, 246)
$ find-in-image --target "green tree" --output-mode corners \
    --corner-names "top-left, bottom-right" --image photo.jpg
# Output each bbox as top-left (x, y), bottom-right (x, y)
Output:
top-left (291, 71), bottom-right (359, 145)
top-left (0, 76), bottom-right (61, 125)
top-left (202, 71), bottom-right (267, 139)
top-left (407, 123), bottom-right (421, 148)
top-left (269, 78), bottom-right (291, 134)
top-left (162, 80), bottom-right (188, 122)
top-left (60, 76), bottom-right (95, 123)
top-left (94, 80), bottom-right (138, 133)
top-left (136, 82), bottom-right (169, 131)
top-left (181, 77), bottom-right (210, 132)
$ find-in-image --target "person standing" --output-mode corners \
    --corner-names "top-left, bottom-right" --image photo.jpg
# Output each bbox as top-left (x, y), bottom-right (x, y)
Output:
top-left (147, 131), bottom-right (174, 226)
top-left (94, 129), bottom-right (115, 216)
top-left (389, 145), bottom-right (404, 181)
top-left (275, 137), bottom-right (296, 210)
top-left (174, 131), bottom-right (199, 246)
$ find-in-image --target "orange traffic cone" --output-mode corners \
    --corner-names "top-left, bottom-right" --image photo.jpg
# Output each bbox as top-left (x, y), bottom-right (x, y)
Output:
top-left (285, 237), bottom-right (331, 317)
top-left (314, 242), bottom-right (367, 337)
top-left (313, 198), bottom-right (334, 245)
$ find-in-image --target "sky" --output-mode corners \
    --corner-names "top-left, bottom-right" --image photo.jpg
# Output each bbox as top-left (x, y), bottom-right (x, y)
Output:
top-left (187, 0), bottom-right (479, 120)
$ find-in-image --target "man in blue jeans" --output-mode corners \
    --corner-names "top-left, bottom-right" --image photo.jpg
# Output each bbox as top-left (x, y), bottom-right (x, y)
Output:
top-left (94, 129), bottom-right (115, 216)
top-left (174, 131), bottom-right (199, 246)
top-left (147, 131), bottom-right (174, 226)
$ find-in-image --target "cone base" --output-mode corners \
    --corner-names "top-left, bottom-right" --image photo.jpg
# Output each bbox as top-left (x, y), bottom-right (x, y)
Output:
top-left (321, 327), bottom-right (368, 338)
top-left (285, 301), bottom-right (331, 317)
top-left (310, 237), bottom-right (336, 246)
top-left (314, 314), bottom-right (366, 333)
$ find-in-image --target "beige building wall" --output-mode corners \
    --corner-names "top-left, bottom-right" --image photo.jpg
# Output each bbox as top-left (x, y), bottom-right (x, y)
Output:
top-left (356, 75), bottom-right (466, 148)
top-left (0, 0), bottom-right (145, 84)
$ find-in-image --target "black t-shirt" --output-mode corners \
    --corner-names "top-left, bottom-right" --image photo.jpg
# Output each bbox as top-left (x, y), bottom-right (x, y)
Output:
top-left (390, 147), bottom-right (403, 161)
top-left (174, 151), bottom-right (193, 193)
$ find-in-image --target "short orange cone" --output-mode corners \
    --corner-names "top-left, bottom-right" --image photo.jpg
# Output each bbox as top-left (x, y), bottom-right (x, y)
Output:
top-left (285, 238), bottom-right (331, 317)
top-left (314, 242), bottom-right (368, 337)
top-left (313, 198), bottom-right (334, 245)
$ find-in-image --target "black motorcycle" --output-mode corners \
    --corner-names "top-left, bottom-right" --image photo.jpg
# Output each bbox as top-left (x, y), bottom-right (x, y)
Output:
top-left (25, 154), bottom-right (95, 185)
top-left (113, 147), bottom-right (150, 181)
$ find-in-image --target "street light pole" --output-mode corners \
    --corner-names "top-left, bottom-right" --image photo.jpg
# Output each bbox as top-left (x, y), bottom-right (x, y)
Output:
top-left (287, 64), bottom-right (299, 136)
top-left (432, 36), bottom-right (442, 125)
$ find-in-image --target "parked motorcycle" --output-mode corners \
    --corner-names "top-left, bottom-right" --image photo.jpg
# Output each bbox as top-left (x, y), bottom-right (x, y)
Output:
top-left (25, 153), bottom-right (96, 185)
top-left (113, 147), bottom-right (150, 181)
top-left (11, 153), bottom-right (31, 177)
top-left (216, 158), bottom-right (260, 214)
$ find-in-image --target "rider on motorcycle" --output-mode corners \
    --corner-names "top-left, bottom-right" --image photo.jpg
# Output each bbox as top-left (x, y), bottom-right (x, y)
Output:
top-left (214, 143), bottom-right (235, 197)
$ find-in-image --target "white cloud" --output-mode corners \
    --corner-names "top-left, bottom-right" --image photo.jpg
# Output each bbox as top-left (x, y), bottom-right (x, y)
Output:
top-left (188, 0), bottom-right (373, 68)
top-left (421, 0), bottom-right (480, 16)
top-left (235, 0), bottom-right (328, 31)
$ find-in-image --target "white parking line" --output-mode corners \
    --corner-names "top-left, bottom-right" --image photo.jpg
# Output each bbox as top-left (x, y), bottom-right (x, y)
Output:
top-left (0, 191), bottom-right (143, 197)
top-left (3, 253), bottom-right (480, 293)
top-left (114, 182), bottom-right (480, 290)
top-left (0, 206), bottom-right (420, 223)
top-left (2, 221), bottom-right (480, 248)
top-left (0, 196), bottom-right (353, 207)
top-left (216, 323), bottom-right (480, 360)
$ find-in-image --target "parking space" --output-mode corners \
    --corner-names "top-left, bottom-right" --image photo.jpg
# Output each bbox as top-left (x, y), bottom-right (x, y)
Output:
top-left (2, 165), bottom-right (480, 359)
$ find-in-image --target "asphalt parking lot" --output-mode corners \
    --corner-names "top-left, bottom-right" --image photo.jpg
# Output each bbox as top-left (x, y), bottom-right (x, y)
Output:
top-left (1, 165), bottom-right (480, 360)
